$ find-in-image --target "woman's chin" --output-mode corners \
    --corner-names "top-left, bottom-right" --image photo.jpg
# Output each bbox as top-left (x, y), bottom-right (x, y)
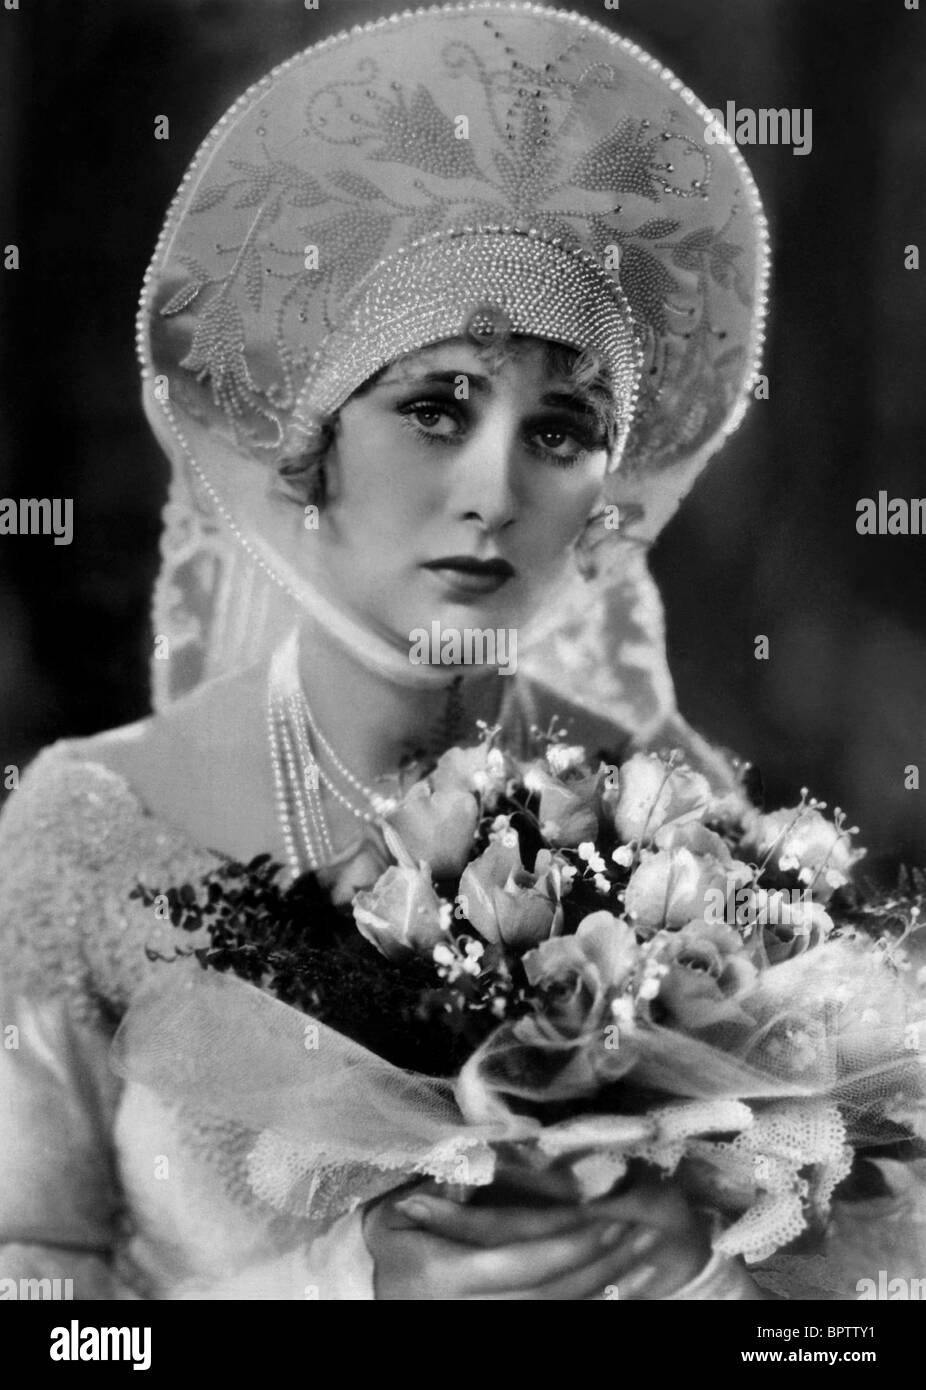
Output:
top-left (409, 576), bottom-right (535, 633)
top-left (405, 600), bottom-right (528, 638)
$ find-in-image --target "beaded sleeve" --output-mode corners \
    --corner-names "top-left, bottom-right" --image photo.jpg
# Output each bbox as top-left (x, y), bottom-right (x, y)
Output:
top-left (0, 742), bottom-right (221, 1024)
top-left (0, 742), bottom-right (216, 1296)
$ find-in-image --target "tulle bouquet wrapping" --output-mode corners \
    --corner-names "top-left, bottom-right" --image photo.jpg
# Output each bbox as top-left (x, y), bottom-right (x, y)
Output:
top-left (122, 729), bottom-right (926, 1265)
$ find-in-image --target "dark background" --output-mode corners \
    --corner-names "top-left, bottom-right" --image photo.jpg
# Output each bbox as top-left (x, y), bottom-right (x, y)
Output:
top-left (1, 0), bottom-right (924, 875)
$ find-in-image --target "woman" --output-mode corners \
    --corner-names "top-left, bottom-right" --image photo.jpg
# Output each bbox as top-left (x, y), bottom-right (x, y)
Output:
top-left (0, 4), bottom-right (782, 1298)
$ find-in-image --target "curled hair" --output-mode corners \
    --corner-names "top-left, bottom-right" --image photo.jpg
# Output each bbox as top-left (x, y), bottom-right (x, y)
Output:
top-left (275, 414), bottom-right (337, 509)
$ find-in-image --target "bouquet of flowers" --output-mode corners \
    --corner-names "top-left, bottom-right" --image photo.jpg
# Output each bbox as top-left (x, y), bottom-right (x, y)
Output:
top-left (126, 727), bottom-right (926, 1264)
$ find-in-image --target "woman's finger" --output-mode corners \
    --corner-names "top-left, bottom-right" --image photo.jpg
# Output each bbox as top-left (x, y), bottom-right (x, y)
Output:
top-left (473, 1163), bottom-right (585, 1205)
top-left (391, 1192), bottom-right (621, 1247)
top-left (463, 1230), bottom-right (663, 1301)
top-left (588, 1181), bottom-right (691, 1232)
top-left (459, 1216), bottom-right (633, 1292)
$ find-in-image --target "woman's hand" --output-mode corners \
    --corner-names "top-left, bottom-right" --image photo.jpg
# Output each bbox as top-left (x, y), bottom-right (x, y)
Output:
top-left (579, 1173), bottom-right (712, 1299)
top-left (363, 1184), bottom-right (639, 1300)
top-left (362, 1172), bottom-right (714, 1301)
top-left (568, 1175), bottom-right (770, 1300)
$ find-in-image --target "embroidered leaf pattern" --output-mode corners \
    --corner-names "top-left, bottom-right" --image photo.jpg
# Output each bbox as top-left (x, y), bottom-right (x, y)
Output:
top-left (243, 245), bottom-right (265, 313)
top-left (225, 159), bottom-right (326, 210)
top-left (275, 161), bottom-right (327, 208)
top-left (368, 85), bottom-right (480, 179)
top-left (491, 148), bottom-right (554, 221)
top-left (159, 255), bottom-right (211, 317)
top-left (287, 182), bottom-right (328, 210)
top-left (179, 292), bottom-right (255, 416)
top-left (327, 169), bottom-right (391, 202)
top-left (304, 209), bottom-right (393, 294)
top-left (233, 183), bottom-right (270, 210)
top-left (160, 280), bottom-right (205, 317)
top-left (189, 184), bottom-right (230, 214)
top-left (618, 243), bottom-right (688, 339)
top-left (672, 227), bottom-right (744, 291)
top-left (567, 120), bottom-right (663, 201)
top-left (635, 217), bottom-right (682, 239)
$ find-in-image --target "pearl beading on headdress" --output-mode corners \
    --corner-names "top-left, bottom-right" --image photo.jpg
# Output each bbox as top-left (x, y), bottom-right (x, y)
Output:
top-left (136, 2), bottom-right (770, 472)
top-left (296, 224), bottom-right (644, 468)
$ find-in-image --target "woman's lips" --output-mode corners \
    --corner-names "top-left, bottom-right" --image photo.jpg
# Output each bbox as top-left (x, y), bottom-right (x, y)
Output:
top-left (421, 555), bottom-right (515, 597)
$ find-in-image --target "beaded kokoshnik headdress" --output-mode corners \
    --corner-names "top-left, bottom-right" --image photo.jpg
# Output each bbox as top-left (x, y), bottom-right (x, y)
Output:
top-left (138, 2), bottom-right (769, 732)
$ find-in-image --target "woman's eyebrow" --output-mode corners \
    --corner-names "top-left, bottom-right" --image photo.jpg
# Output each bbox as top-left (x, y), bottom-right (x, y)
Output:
top-left (539, 390), bottom-right (601, 416)
top-left (377, 368), bottom-right (492, 394)
top-left (373, 372), bottom-right (604, 419)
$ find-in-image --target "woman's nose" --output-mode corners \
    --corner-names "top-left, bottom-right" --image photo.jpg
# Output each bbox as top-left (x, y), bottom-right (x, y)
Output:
top-left (449, 415), bottom-right (519, 533)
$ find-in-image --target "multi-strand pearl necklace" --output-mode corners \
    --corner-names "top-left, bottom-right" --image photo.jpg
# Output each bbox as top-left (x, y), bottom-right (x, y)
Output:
top-left (267, 627), bottom-right (400, 878)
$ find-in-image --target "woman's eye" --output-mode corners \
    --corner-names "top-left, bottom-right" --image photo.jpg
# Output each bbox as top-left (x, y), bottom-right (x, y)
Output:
top-left (398, 400), bottom-right (462, 442)
top-left (531, 424), bottom-right (604, 464)
top-left (396, 400), bottom-right (606, 462)
top-left (534, 428), bottom-right (578, 457)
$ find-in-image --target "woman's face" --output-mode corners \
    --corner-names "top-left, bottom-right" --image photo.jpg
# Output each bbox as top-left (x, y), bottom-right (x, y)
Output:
top-left (290, 336), bottom-right (611, 650)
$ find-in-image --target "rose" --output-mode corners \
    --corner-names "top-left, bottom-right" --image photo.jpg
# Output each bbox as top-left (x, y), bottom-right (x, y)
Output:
top-left (739, 805), bottom-right (864, 902)
top-left (520, 911), bottom-right (640, 1040)
top-left (323, 830), bottom-right (393, 907)
top-left (605, 753), bottom-right (712, 846)
top-left (385, 779), bottom-right (479, 877)
top-left (458, 836), bottom-right (567, 949)
top-left (454, 910), bottom-right (641, 1124)
top-left (521, 761), bottom-right (599, 847)
top-left (431, 741), bottom-right (511, 807)
top-left (352, 863), bottom-right (450, 961)
top-left (625, 828), bottom-right (753, 934)
top-left (625, 849), bottom-right (715, 934)
top-left (626, 821), bottom-right (755, 933)
top-left (748, 892), bottom-right (834, 965)
top-left (653, 920), bottom-right (758, 1030)
top-left (652, 821), bottom-right (737, 859)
